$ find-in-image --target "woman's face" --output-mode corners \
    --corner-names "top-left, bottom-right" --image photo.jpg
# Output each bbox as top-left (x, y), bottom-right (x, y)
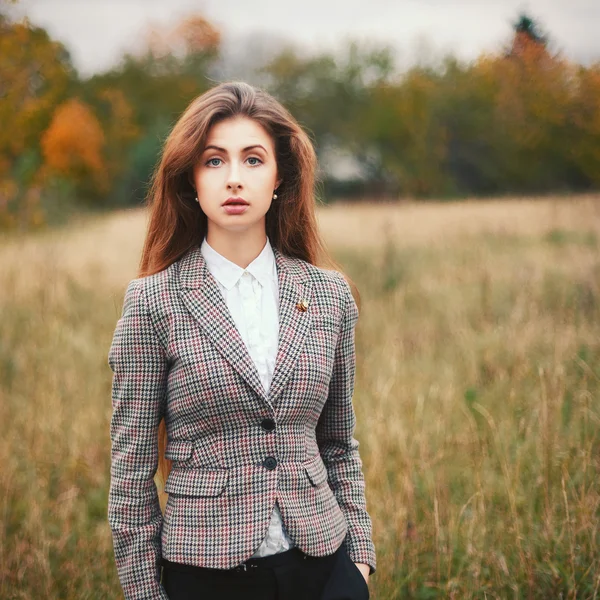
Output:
top-left (191, 116), bottom-right (281, 236)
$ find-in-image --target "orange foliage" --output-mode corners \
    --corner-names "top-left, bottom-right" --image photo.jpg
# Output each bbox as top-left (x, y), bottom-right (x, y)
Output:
top-left (0, 18), bottom-right (72, 176)
top-left (41, 98), bottom-right (108, 193)
top-left (510, 30), bottom-right (552, 66)
top-left (173, 15), bottom-right (221, 54)
top-left (475, 39), bottom-right (574, 152)
top-left (143, 13), bottom-right (220, 60)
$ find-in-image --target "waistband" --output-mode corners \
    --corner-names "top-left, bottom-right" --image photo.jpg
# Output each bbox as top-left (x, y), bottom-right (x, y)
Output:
top-left (161, 544), bottom-right (342, 574)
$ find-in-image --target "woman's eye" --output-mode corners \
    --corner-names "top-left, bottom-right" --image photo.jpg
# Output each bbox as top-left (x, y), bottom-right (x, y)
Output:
top-left (206, 158), bottom-right (222, 167)
top-left (247, 157), bottom-right (262, 166)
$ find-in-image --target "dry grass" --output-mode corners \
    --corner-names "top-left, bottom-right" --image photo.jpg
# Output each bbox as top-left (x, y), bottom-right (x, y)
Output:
top-left (1, 195), bottom-right (599, 598)
top-left (317, 194), bottom-right (600, 249)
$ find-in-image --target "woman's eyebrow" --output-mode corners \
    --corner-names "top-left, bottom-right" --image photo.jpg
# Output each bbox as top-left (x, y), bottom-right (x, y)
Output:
top-left (202, 144), bottom-right (268, 154)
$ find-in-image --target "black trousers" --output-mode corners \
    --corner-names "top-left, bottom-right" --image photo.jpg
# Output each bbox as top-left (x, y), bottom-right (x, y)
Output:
top-left (160, 542), bottom-right (370, 600)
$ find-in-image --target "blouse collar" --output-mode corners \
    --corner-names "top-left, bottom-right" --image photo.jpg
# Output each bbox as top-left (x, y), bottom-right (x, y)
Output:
top-left (200, 236), bottom-right (277, 290)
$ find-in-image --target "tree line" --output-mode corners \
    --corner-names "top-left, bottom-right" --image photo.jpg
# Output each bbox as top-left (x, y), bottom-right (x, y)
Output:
top-left (1, 10), bottom-right (599, 229)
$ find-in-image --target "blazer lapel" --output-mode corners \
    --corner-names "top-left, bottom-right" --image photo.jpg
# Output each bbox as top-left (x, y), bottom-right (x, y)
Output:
top-left (178, 246), bottom-right (266, 404)
top-left (268, 247), bottom-right (314, 407)
top-left (177, 244), bottom-right (314, 411)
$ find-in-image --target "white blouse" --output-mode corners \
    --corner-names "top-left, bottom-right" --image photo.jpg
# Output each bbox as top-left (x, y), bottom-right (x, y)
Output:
top-left (200, 235), bottom-right (296, 557)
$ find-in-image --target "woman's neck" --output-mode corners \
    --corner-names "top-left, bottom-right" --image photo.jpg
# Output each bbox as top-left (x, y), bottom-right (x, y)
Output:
top-left (205, 229), bottom-right (268, 269)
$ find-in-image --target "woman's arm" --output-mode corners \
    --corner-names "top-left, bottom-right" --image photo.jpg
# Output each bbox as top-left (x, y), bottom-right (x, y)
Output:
top-left (315, 273), bottom-right (377, 576)
top-left (108, 279), bottom-right (170, 600)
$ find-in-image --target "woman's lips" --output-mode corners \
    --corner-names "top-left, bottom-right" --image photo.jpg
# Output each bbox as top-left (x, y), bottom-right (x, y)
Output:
top-left (223, 203), bottom-right (249, 215)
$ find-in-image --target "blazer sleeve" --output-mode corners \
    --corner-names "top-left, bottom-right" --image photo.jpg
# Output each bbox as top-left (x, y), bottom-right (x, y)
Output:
top-left (315, 273), bottom-right (377, 574)
top-left (107, 279), bottom-right (169, 600)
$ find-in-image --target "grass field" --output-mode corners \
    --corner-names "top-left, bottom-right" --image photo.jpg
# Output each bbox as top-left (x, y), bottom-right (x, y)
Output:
top-left (1, 195), bottom-right (599, 599)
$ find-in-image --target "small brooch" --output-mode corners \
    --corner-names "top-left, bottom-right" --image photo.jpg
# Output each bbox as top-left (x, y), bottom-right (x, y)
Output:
top-left (296, 299), bottom-right (309, 312)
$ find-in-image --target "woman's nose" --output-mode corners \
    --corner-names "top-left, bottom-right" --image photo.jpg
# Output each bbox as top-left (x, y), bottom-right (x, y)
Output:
top-left (226, 162), bottom-right (242, 191)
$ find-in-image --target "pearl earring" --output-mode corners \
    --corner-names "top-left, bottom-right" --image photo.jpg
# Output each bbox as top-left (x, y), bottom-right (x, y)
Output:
top-left (195, 196), bottom-right (198, 202)
top-left (272, 193), bottom-right (278, 200)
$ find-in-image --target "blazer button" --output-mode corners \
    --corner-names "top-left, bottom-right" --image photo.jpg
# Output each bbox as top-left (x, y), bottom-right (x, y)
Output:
top-left (260, 418), bottom-right (276, 432)
top-left (262, 456), bottom-right (277, 470)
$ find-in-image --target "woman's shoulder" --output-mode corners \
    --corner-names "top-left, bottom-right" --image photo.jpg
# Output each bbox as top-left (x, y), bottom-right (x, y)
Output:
top-left (121, 262), bottom-right (179, 312)
top-left (293, 257), bottom-right (350, 289)
top-left (293, 258), bottom-right (353, 304)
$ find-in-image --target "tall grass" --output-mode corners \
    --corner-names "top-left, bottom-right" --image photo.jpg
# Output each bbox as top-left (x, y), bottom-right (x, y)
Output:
top-left (1, 196), bottom-right (599, 598)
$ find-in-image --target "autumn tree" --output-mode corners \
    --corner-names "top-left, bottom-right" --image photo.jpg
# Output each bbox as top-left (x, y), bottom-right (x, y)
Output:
top-left (40, 98), bottom-right (108, 197)
top-left (0, 12), bottom-right (75, 227)
top-left (2, 6), bottom-right (600, 227)
top-left (568, 64), bottom-right (600, 187)
top-left (80, 13), bottom-right (221, 204)
top-left (0, 14), bottom-right (74, 178)
top-left (509, 14), bottom-right (550, 61)
top-left (86, 13), bottom-right (221, 132)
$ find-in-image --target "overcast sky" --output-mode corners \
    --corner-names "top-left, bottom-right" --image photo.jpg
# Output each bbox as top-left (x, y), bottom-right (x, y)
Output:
top-left (12, 0), bottom-right (600, 77)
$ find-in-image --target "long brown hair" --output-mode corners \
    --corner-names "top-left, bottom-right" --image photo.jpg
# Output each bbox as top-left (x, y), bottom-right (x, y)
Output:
top-left (137, 81), bottom-right (359, 493)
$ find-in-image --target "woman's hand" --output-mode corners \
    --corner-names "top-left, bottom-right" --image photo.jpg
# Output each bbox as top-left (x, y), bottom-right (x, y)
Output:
top-left (354, 562), bottom-right (370, 585)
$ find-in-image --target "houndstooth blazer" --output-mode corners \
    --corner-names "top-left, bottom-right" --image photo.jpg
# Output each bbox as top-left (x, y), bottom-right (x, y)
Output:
top-left (108, 243), bottom-right (376, 599)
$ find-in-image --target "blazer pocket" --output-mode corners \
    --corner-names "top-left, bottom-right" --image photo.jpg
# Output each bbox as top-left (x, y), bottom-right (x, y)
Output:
top-left (164, 467), bottom-right (229, 497)
top-left (164, 439), bottom-right (194, 462)
top-left (303, 454), bottom-right (329, 487)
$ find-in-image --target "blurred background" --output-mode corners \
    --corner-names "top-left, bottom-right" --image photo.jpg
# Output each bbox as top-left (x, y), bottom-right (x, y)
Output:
top-left (0, 0), bottom-right (599, 598)
top-left (2, 0), bottom-right (600, 221)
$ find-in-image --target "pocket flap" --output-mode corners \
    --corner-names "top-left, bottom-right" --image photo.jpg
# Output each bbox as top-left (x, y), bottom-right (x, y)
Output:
top-left (303, 454), bottom-right (328, 486)
top-left (164, 467), bottom-right (229, 497)
top-left (164, 439), bottom-right (194, 462)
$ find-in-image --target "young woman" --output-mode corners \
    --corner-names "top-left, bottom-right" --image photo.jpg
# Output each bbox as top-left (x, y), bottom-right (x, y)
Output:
top-left (108, 81), bottom-right (376, 600)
